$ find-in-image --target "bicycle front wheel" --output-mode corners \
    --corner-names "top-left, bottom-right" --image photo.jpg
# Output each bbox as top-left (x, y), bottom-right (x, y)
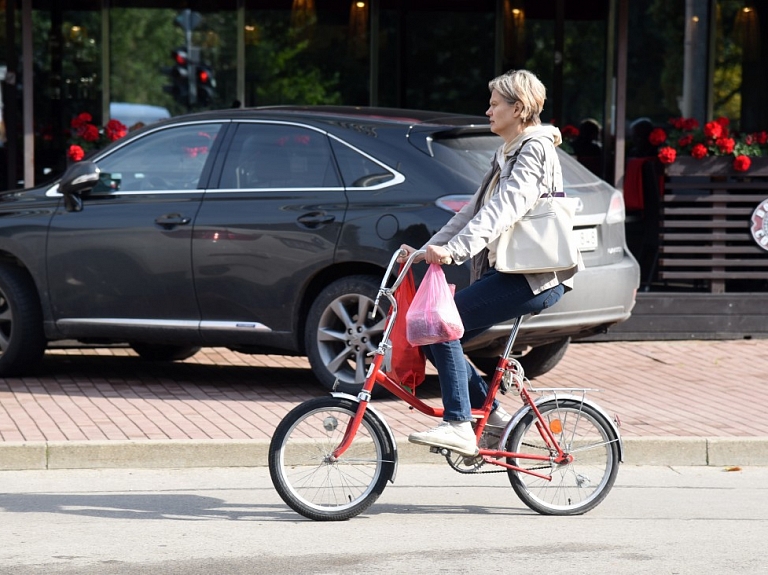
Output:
top-left (506, 399), bottom-right (620, 515)
top-left (268, 396), bottom-right (396, 521)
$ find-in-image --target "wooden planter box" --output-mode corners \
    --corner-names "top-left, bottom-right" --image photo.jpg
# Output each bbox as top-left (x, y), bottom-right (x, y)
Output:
top-left (665, 156), bottom-right (768, 177)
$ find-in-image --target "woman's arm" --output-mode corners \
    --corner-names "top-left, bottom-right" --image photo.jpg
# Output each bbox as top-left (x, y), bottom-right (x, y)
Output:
top-left (443, 138), bottom-right (552, 264)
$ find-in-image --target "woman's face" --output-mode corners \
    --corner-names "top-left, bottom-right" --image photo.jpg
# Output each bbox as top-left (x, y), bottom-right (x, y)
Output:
top-left (486, 89), bottom-right (522, 141)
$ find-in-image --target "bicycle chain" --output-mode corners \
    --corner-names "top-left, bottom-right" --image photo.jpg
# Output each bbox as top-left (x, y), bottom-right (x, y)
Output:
top-left (445, 439), bottom-right (558, 474)
top-left (445, 455), bottom-right (506, 474)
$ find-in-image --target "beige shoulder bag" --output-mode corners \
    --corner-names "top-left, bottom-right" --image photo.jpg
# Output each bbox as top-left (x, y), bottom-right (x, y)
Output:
top-left (494, 139), bottom-right (579, 274)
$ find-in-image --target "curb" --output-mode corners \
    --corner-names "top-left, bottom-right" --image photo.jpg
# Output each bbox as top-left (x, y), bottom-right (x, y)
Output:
top-left (3, 437), bottom-right (768, 471)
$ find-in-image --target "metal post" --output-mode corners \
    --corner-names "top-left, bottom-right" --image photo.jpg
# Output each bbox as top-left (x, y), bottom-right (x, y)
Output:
top-left (22, 0), bottom-right (34, 188)
top-left (237, 0), bottom-right (245, 106)
top-left (3, 0), bottom-right (18, 189)
top-left (102, 0), bottom-right (111, 123)
top-left (612, 0), bottom-right (628, 190)
top-left (369, 0), bottom-right (379, 106)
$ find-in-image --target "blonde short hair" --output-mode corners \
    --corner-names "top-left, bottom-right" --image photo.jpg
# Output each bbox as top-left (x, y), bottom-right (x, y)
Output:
top-left (488, 70), bottom-right (546, 126)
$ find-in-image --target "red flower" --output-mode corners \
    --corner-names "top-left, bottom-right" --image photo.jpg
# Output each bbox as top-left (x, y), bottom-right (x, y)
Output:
top-left (649, 128), bottom-right (667, 146)
top-left (81, 124), bottom-right (100, 142)
top-left (715, 116), bottom-right (730, 127)
top-left (678, 134), bottom-right (693, 147)
top-left (105, 119), bottom-right (127, 141)
top-left (669, 117), bottom-right (685, 130)
top-left (757, 131), bottom-right (768, 145)
top-left (704, 121), bottom-right (723, 139)
top-left (67, 144), bottom-right (85, 162)
top-left (715, 137), bottom-right (735, 154)
top-left (658, 146), bottom-right (677, 164)
top-left (70, 112), bottom-right (92, 130)
top-left (561, 124), bottom-right (579, 139)
top-left (690, 143), bottom-right (708, 159)
top-left (733, 155), bottom-right (751, 172)
top-left (682, 118), bottom-right (700, 131)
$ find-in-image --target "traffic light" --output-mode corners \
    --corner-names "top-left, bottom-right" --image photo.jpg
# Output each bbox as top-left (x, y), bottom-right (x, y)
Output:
top-left (195, 64), bottom-right (216, 107)
top-left (163, 47), bottom-right (192, 107)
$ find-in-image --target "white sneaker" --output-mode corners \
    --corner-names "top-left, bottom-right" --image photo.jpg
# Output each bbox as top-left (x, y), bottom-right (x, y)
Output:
top-left (486, 405), bottom-right (512, 428)
top-left (409, 421), bottom-right (479, 456)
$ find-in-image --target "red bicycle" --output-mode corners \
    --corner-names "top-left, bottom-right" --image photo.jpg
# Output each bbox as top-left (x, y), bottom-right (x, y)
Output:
top-left (269, 249), bottom-right (623, 521)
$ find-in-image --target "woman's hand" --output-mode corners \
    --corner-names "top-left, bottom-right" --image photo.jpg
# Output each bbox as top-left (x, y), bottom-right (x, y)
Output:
top-left (397, 244), bottom-right (421, 263)
top-left (425, 245), bottom-right (452, 265)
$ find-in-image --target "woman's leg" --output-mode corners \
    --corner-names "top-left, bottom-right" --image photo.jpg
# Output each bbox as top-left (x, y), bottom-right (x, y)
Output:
top-left (447, 270), bottom-right (564, 411)
top-left (410, 270), bottom-right (563, 455)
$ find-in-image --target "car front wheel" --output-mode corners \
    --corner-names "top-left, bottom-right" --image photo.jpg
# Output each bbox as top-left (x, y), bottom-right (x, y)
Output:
top-left (0, 264), bottom-right (46, 376)
top-left (469, 337), bottom-right (571, 380)
top-left (305, 275), bottom-right (386, 394)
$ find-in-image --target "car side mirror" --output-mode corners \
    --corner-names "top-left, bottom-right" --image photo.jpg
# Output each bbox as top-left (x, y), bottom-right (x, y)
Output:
top-left (59, 161), bottom-right (101, 212)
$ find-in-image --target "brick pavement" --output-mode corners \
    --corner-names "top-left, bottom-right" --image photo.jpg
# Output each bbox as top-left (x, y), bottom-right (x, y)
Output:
top-left (1, 338), bottom-right (767, 446)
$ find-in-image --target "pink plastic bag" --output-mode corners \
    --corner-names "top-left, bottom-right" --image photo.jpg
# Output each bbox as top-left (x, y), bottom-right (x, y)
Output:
top-left (406, 264), bottom-right (465, 346)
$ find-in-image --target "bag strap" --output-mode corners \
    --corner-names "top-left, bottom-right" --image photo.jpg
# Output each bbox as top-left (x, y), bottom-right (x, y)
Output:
top-left (510, 137), bottom-right (561, 199)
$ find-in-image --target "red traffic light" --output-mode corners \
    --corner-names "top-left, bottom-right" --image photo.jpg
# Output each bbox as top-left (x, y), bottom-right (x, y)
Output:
top-left (171, 48), bottom-right (188, 66)
top-left (198, 69), bottom-right (209, 83)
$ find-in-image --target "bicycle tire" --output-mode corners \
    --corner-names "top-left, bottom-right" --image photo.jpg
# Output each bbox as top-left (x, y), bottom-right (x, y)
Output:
top-left (506, 399), bottom-right (620, 515)
top-left (269, 396), bottom-right (396, 521)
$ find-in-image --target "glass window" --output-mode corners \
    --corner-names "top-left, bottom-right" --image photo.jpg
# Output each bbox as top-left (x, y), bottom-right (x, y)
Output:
top-left (219, 123), bottom-right (340, 189)
top-left (244, 1), bottom-right (364, 106)
top-left (626, 2), bottom-right (685, 125)
top-left (95, 123), bottom-right (222, 192)
top-left (378, 4), bottom-right (495, 112)
top-left (330, 138), bottom-right (394, 187)
top-left (713, 0), bottom-right (768, 132)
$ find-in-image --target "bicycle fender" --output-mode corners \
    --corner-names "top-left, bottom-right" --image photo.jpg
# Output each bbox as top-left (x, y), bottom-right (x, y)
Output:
top-left (331, 392), bottom-right (400, 482)
top-left (499, 394), bottom-right (624, 463)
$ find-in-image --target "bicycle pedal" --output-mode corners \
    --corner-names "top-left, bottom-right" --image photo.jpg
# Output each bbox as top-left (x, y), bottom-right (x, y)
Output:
top-left (462, 454), bottom-right (483, 466)
top-left (429, 446), bottom-right (451, 456)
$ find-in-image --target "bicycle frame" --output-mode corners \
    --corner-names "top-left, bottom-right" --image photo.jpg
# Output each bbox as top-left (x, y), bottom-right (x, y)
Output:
top-left (330, 249), bottom-right (607, 482)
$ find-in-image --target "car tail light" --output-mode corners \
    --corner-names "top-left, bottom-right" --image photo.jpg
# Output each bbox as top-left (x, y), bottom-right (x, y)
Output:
top-left (605, 190), bottom-right (626, 224)
top-left (436, 195), bottom-right (473, 213)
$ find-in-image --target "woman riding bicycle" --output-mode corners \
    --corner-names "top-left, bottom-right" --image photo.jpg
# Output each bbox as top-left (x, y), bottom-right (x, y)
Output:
top-left (400, 69), bottom-right (582, 457)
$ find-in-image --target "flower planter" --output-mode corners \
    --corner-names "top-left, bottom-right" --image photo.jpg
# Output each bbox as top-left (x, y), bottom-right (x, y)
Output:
top-left (665, 156), bottom-right (768, 177)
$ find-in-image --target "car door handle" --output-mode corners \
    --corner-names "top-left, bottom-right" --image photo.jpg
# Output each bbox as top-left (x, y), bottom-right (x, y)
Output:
top-left (297, 212), bottom-right (336, 229)
top-left (155, 213), bottom-right (192, 229)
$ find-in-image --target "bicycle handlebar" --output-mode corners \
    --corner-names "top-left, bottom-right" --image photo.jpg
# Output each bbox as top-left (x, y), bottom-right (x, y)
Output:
top-left (371, 248), bottom-right (453, 320)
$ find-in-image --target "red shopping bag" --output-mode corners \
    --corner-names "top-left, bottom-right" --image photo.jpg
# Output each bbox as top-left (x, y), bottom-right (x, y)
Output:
top-left (406, 263), bottom-right (464, 346)
top-left (385, 265), bottom-right (426, 391)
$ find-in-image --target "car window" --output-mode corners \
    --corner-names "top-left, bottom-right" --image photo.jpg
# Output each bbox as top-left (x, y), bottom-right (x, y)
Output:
top-left (95, 123), bottom-right (222, 192)
top-left (431, 134), bottom-right (498, 180)
top-left (219, 124), bottom-right (340, 189)
top-left (329, 138), bottom-right (395, 188)
top-left (433, 132), bottom-right (603, 188)
top-left (555, 149), bottom-right (603, 187)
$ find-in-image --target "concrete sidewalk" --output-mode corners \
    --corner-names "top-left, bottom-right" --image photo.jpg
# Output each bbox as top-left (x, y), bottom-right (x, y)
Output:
top-left (1, 339), bottom-right (768, 470)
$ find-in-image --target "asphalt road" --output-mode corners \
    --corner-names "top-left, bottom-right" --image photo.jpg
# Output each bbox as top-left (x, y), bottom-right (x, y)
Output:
top-left (1, 464), bottom-right (765, 574)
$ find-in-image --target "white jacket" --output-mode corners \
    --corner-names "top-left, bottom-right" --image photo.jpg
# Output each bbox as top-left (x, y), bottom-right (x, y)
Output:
top-left (424, 124), bottom-right (579, 294)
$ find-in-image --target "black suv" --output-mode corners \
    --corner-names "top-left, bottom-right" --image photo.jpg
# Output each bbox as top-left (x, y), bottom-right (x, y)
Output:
top-left (0, 107), bottom-right (638, 393)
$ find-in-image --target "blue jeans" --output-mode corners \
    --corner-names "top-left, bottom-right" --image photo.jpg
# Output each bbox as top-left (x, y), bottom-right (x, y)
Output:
top-left (425, 269), bottom-right (564, 422)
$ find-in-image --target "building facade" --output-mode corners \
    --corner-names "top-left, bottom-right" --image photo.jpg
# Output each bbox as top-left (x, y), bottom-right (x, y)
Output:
top-left (1, 0), bottom-right (767, 324)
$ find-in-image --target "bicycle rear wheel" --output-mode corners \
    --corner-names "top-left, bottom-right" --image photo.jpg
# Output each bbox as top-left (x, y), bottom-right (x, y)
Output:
top-left (269, 396), bottom-right (396, 521)
top-left (506, 399), bottom-right (620, 515)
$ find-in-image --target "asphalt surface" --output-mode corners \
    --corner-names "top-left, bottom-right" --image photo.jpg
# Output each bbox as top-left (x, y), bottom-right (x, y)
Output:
top-left (1, 338), bottom-right (767, 469)
top-left (2, 465), bottom-right (767, 573)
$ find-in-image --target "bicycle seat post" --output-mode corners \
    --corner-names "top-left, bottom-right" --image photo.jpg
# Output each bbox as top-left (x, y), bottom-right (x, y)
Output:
top-left (500, 316), bottom-right (523, 362)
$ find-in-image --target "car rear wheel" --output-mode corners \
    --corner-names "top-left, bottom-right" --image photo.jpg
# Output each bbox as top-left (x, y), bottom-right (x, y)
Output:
top-left (305, 275), bottom-right (387, 395)
top-left (470, 337), bottom-right (571, 380)
top-left (0, 264), bottom-right (46, 376)
top-left (130, 343), bottom-right (201, 362)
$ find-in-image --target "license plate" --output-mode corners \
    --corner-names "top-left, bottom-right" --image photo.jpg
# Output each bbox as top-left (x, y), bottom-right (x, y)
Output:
top-left (576, 227), bottom-right (598, 251)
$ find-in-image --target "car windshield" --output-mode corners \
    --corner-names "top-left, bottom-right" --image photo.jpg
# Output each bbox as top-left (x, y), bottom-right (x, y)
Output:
top-left (431, 132), bottom-right (603, 188)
